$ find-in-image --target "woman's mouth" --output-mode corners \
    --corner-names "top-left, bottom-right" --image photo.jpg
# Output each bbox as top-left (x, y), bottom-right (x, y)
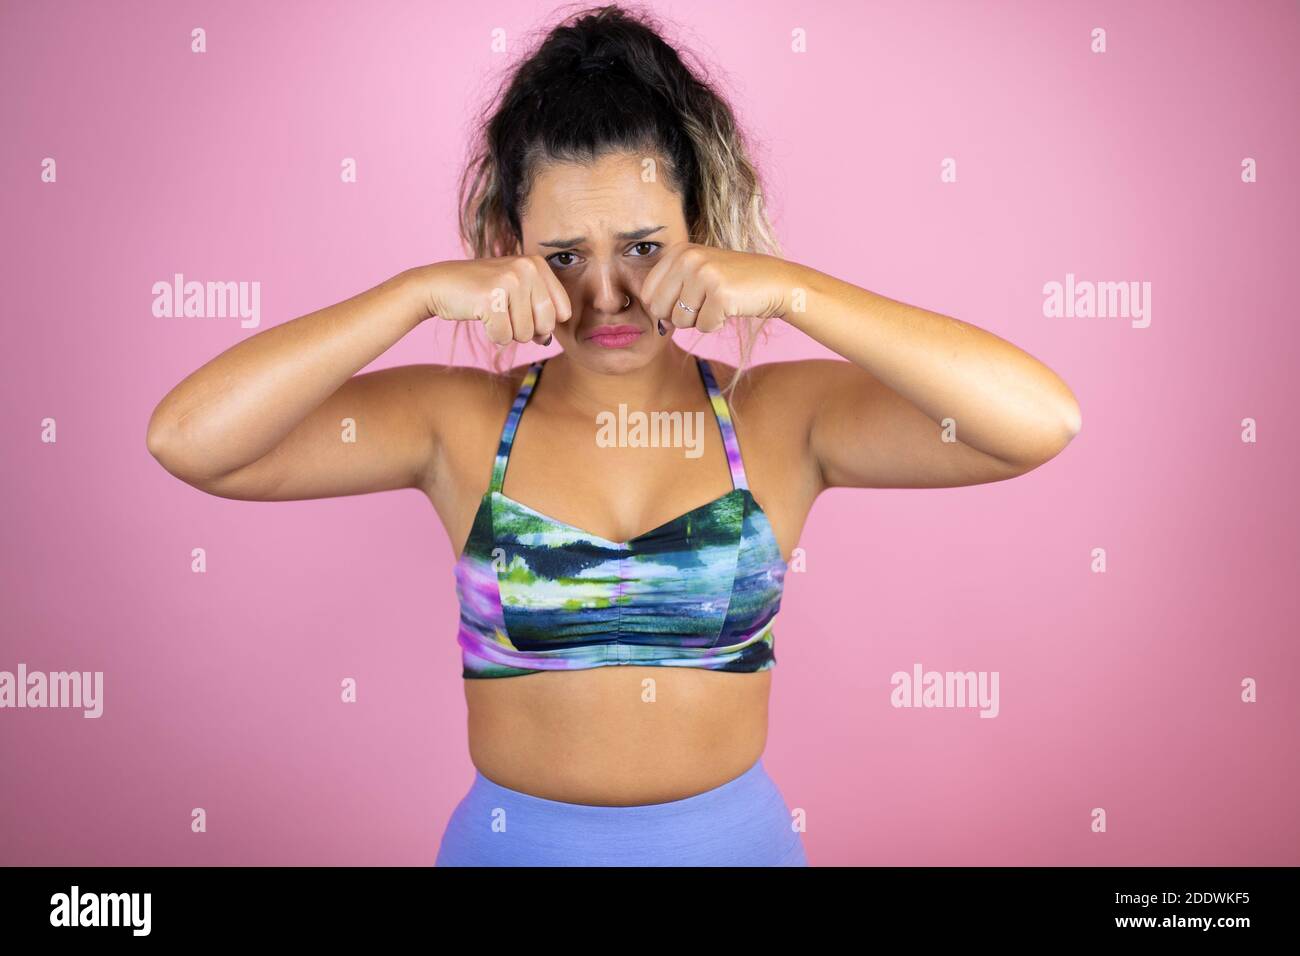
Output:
top-left (584, 324), bottom-right (645, 349)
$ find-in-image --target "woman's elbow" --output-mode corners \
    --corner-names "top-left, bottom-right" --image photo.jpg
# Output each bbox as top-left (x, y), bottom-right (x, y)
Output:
top-left (1061, 395), bottom-right (1083, 442)
top-left (145, 408), bottom-right (177, 465)
top-left (145, 411), bottom-right (205, 480)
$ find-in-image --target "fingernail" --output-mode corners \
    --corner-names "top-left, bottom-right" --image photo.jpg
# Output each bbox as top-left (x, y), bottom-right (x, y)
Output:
top-left (542, 334), bottom-right (552, 345)
top-left (657, 319), bottom-right (667, 336)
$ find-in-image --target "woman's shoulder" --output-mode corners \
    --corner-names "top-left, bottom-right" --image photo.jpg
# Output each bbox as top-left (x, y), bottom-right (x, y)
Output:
top-left (702, 355), bottom-right (850, 408)
top-left (391, 361), bottom-right (536, 451)
top-left (414, 360), bottom-right (534, 404)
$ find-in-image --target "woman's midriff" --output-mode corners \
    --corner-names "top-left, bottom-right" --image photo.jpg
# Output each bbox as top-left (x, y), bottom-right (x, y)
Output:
top-left (463, 666), bottom-right (771, 806)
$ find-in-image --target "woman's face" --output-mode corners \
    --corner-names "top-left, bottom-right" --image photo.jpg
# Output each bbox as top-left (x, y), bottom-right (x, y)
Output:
top-left (519, 150), bottom-right (690, 373)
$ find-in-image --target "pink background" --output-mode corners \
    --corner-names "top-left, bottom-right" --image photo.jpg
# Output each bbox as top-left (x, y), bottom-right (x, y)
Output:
top-left (2, 0), bottom-right (1297, 866)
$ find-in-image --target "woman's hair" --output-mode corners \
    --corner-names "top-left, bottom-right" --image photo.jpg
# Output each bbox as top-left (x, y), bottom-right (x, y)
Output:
top-left (452, 2), bottom-right (782, 393)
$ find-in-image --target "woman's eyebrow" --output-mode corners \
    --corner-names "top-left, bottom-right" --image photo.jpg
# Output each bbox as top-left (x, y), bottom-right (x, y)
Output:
top-left (538, 225), bottom-right (665, 248)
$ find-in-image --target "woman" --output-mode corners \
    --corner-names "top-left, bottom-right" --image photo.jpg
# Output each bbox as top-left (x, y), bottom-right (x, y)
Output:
top-left (146, 5), bottom-right (1081, 866)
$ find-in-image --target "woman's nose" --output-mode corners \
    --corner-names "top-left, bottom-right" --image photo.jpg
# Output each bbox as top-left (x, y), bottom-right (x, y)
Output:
top-left (585, 264), bottom-right (638, 314)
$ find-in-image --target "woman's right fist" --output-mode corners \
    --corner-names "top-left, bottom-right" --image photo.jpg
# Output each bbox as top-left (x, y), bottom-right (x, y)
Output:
top-left (415, 257), bottom-right (573, 345)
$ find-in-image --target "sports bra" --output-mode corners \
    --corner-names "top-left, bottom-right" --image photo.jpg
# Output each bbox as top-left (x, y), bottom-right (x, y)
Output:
top-left (454, 354), bottom-right (788, 679)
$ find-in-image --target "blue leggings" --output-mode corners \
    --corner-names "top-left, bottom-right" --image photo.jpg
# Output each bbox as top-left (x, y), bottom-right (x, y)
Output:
top-left (435, 757), bottom-right (808, 866)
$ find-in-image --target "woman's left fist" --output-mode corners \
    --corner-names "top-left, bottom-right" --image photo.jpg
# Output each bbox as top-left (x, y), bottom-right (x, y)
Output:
top-left (636, 243), bottom-right (794, 333)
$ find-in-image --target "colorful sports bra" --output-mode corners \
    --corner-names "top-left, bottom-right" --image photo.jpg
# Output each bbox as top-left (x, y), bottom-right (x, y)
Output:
top-left (454, 355), bottom-right (788, 679)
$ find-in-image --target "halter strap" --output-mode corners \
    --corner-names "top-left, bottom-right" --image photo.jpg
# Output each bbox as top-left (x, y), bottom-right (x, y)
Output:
top-left (488, 361), bottom-right (543, 493)
top-left (488, 355), bottom-right (749, 494)
top-left (695, 356), bottom-right (749, 491)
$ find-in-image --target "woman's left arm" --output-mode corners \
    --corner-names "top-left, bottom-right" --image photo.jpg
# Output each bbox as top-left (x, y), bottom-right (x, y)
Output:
top-left (638, 244), bottom-right (1083, 491)
top-left (780, 259), bottom-right (1083, 490)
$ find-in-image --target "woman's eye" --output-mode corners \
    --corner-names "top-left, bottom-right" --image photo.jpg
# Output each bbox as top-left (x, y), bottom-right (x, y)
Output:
top-left (627, 242), bottom-right (661, 257)
top-left (547, 251), bottom-right (579, 269)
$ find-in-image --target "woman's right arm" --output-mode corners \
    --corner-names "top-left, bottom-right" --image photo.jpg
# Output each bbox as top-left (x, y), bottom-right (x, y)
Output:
top-left (145, 258), bottom-right (570, 501)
